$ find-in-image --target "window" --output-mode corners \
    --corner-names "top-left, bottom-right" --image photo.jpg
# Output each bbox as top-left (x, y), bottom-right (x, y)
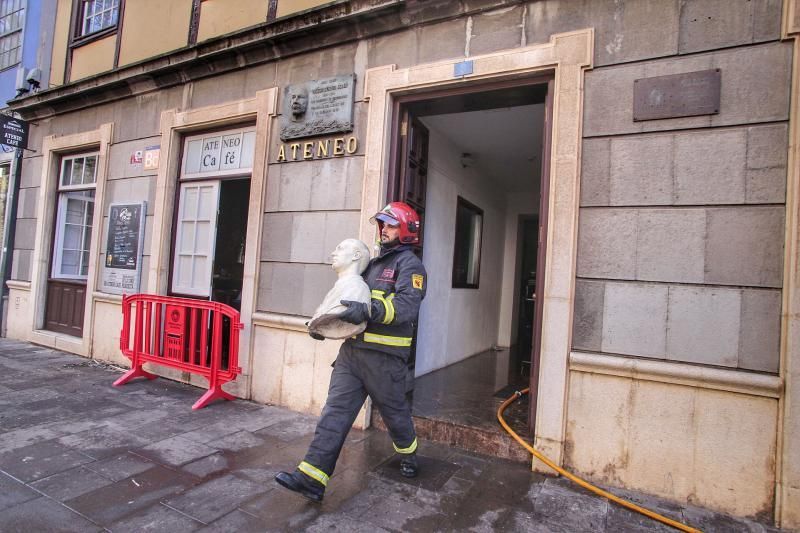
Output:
top-left (452, 197), bottom-right (483, 289)
top-left (0, 0), bottom-right (24, 71)
top-left (52, 153), bottom-right (98, 280)
top-left (79, 0), bottom-right (119, 36)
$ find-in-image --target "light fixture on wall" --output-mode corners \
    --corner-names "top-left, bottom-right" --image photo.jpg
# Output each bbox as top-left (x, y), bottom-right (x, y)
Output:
top-left (460, 152), bottom-right (475, 168)
top-left (14, 67), bottom-right (42, 98)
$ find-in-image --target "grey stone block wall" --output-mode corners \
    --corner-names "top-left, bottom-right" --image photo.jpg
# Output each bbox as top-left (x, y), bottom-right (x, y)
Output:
top-left (573, 1), bottom-right (787, 373)
top-left (2, 0), bottom-right (786, 371)
top-left (574, 280), bottom-right (781, 372)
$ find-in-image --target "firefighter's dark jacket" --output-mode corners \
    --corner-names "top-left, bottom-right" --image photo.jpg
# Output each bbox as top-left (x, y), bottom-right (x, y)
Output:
top-left (347, 244), bottom-right (427, 360)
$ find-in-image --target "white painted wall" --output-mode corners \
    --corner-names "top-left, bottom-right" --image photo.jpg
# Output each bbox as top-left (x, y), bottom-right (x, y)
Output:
top-left (416, 126), bottom-right (506, 376)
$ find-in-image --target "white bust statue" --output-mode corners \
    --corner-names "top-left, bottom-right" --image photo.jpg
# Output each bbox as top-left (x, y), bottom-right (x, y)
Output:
top-left (308, 239), bottom-right (371, 339)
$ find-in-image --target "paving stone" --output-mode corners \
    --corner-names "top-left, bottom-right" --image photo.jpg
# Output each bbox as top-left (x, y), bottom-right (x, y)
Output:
top-left (107, 503), bottom-right (203, 532)
top-left (64, 464), bottom-right (199, 526)
top-left (182, 453), bottom-right (229, 478)
top-left (164, 473), bottom-right (267, 524)
top-left (137, 435), bottom-right (219, 467)
top-left (0, 471), bottom-right (39, 513)
top-left (239, 480), bottom-right (325, 529)
top-left (256, 415), bottom-right (317, 442)
top-left (373, 454), bottom-right (460, 492)
top-left (0, 338), bottom-right (785, 532)
top-left (0, 496), bottom-right (101, 533)
top-left (58, 425), bottom-right (151, 460)
top-left (532, 478), bottom-right (609, 532)
top-left (82, 452), bottom-right (155, 482)
top-left (306, 513), bottom-right (391, 532)
top-left (0, 387), bottom-right (60, 407)
top-left (30, 466), bottom-right (114, 501)
top-left (198, 509), bottom-right (271, 533)
top-left (0, 446), bottom-right (94, 483)
top-left (0, 424), bottom-right (61, 453)
top-left (207, 430), bottom-right (265, 452)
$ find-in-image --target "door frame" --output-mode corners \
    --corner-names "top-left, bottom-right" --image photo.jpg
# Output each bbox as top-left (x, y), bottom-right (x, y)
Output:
top-left (362, 29), bottom-right (593, 468)
top-left (386, 75), bottom-right (553, 437)
top-left (25, 124), bottom-right (113, 355)
top-left (149, 89), bottom-right (277, 396)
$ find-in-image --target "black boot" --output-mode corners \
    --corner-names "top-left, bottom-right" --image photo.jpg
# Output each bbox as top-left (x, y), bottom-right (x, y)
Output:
top-left (399, 453), bottom-right (418, 478)
top-left (275, 470), bottom-right (325, 503)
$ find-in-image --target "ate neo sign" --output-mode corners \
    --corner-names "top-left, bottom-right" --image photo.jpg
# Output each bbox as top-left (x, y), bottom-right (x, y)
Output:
top-left (0, 115), bottom-right (28, 149)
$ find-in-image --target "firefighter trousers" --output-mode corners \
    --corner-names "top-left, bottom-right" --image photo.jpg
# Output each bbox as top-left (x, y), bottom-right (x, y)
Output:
top-left (302, 342), bottom-right (417, 481)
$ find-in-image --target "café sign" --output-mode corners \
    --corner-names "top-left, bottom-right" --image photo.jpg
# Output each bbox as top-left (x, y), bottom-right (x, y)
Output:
top-left (0, 115), bottom-right (28, 149)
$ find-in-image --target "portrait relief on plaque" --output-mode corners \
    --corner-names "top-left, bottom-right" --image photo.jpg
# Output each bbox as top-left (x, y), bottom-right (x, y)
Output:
top-left (280, 74), bottom-right (356, 141)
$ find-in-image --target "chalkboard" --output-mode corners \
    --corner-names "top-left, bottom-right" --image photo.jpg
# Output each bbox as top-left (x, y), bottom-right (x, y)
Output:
top-left (102, 202), bottom-right (146, 294)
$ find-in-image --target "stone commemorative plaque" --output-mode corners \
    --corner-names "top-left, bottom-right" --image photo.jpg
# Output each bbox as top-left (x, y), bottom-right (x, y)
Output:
top-left (102, 202), bottom-right (146, 295)
top-left (280, 74), bottom-right (355, 141)
top-left (633, 69), bottom-right (721, 122)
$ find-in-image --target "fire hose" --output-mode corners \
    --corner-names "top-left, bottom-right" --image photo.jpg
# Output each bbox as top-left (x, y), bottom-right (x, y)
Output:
top-left (497, 388), bottom-right (702, 533)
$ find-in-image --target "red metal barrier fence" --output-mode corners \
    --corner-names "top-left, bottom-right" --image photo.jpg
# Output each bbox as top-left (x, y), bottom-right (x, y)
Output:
top-left (114, 294), bottom-right (243, 410)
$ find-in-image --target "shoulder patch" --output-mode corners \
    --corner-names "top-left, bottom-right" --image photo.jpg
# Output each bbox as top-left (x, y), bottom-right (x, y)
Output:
top-left (412, 273), bottom-right (424, 290)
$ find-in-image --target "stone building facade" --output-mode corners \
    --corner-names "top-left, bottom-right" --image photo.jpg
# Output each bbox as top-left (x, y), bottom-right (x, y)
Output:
top-left (5, 0), bottom-right (800, 527)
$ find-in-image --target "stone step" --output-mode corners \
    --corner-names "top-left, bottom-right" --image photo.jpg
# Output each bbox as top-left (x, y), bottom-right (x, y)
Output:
top-left (370, 408), bottom-right (531, 463)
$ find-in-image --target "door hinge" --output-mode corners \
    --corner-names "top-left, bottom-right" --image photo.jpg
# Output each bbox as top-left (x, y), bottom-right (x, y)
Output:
top-left (401, 120), bottom-right (408, 137)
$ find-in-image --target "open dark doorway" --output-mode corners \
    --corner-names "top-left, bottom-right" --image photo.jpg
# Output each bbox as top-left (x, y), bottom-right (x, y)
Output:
top-left (371, 78), bottom-right (553, 458)
top-left (211, 178), bottom-right (250, 311)
top-left (515, 215), bottom-right (539, 378)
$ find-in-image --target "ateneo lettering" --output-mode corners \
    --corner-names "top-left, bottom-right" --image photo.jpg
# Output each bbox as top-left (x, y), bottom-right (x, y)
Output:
top-left (276, 136), bottom-right (358, 162)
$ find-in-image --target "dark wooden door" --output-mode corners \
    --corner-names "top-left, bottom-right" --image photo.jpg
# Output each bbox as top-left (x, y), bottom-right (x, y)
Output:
top-left (392, 110), bottom-right (430, 389)
top-left (397, 111), bottom-right (429, 249)
top-left (44, 279), bottom-right (87, 336)
top-left (529, 79), bottom-right (554, 436)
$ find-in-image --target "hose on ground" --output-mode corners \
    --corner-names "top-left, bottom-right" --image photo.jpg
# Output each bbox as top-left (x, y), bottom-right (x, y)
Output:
top-left (497, 388), bottom-right (702, 533)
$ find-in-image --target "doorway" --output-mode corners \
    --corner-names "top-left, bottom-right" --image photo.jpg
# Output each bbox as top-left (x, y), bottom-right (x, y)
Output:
top-left (384, 80), bottom-right (553, 442)
top-left (44, 152), bottom-right (99, 337)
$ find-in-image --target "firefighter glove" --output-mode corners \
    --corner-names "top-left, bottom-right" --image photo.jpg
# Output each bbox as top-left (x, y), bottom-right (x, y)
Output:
top-left (338, 300), bottom-right (369, 324)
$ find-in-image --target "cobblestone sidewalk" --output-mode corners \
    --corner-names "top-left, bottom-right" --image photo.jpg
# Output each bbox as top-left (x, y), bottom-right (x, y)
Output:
top-left (0, 339), bottom-right (785, 532)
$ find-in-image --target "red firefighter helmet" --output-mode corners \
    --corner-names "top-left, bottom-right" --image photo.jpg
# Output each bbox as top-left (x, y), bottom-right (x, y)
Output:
top-left (370, 202), bottom-right (421, 244)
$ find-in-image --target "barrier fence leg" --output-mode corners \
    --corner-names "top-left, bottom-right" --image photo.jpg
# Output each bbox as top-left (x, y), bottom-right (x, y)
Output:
top-left (192, 380), bottom-right (235, 410)
top-left (113, 364), bottom-right (157, 387)
top-left (192, 312), bottom-right (233, 410)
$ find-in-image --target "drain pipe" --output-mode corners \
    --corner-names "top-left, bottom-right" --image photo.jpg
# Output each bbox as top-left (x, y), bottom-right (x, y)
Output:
top-left (0, 147), bottom-right (22, 336)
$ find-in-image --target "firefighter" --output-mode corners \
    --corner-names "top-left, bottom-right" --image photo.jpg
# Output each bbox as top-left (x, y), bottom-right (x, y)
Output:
top-left (275, 201), bottom-right (427, 503)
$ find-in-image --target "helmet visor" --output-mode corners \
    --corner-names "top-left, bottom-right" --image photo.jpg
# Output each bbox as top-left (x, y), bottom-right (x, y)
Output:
top-left (372, 212), bottom-right (400, 227)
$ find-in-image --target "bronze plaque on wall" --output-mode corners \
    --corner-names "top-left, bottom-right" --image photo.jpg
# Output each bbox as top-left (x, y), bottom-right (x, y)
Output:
top-left (633, 69), bottom-right (721, 121)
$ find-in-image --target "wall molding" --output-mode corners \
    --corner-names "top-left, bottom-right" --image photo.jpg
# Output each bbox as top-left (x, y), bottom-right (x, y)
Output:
top-left (570, 351), bottom-right (783, 399)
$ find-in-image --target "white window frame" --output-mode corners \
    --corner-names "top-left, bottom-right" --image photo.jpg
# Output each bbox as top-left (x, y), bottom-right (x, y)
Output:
top-left (0, 0), bottom-right (25, 71)
top-left (171, 180), bottom-right (220, 297)
top-left (80, 0), bottom-right (119, 37)
top-left (51, 152), bottom-right (98, 281)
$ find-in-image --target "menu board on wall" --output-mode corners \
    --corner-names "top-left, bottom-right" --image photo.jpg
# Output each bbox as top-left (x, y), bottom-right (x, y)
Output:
top-left (101, 202), bottom-right (146, 295)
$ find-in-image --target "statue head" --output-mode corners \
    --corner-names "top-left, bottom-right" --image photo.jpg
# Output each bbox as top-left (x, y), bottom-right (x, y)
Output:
top-left (330, 239), bottom-right (370, 275)
top-left (286, 84), bottom-right (309, 122)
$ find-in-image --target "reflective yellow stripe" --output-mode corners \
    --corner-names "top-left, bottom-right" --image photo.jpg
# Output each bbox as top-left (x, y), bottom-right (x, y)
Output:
top-left (385, 294), bottom-right (396, 324)
top-left (393, 437), bottom-right (418, 454)
top-left (363, 332), bottom-right (412, 347)
top-left (371, 289), bottom-right (395, 325)
top-left (298, 461), bottom-right (329, 487)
